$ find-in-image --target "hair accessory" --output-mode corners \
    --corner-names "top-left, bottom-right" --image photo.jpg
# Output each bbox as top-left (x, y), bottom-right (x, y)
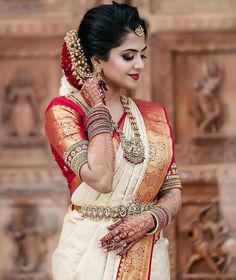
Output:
top-left (62, 29), bottom-right (109, 97)
top-left (64, 30), bottom-right (94, 85)
top-left (134, 25), bottom-right (144, 37)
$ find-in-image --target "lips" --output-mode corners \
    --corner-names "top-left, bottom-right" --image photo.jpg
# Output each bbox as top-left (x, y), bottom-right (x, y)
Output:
top-left (128, 74), bottom-right (140, 81)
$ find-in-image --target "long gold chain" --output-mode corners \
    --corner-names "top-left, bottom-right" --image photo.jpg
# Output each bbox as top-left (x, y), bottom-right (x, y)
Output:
top-left (67, 92), bottom-right (145, 164)
top-left (112, 95), bottom-right (145, 164)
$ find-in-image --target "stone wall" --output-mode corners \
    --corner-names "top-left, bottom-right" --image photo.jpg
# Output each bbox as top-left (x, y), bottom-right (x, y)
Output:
top-left (0, 1), bottom-right (236, 279)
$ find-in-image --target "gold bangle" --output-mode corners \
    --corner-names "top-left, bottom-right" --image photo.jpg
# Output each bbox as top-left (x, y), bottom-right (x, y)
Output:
top-left (145, 211), bottom-right (159, 236)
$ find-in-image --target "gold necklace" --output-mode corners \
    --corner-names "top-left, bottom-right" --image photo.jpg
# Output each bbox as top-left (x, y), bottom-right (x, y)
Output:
top-left (112, 95), bottom-right (145, 164)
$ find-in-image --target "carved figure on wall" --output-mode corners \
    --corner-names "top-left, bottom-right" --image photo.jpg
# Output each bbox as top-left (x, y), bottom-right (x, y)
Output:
top-left (6, 206), bottom-right (46, 272)
top-left (201, 204), bottom-right (236, 274)
top-left (184, 203), bottom-right (236, 275)
top-left (5, 205), bottom-right (57, 279)
top-left (184, 211), bottom-right (220, 274)
top-left (191, 59), bottom-right (225, 135)
top-left (2, 69), bottom-right (45, 146)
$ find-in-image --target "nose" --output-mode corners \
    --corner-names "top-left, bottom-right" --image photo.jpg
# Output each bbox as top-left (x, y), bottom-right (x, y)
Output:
top-left (133, 55), bottom-right (145, 71)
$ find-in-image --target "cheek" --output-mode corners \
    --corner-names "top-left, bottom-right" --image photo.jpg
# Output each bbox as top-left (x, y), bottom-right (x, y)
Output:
top-left (101, 58), bottom-right (135, 89)
top-left (104, 58), bottom-right (129, 75)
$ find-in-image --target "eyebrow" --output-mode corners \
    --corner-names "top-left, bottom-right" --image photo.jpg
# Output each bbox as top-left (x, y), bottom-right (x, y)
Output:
top-left (121, 46), bottom-right (147, 53)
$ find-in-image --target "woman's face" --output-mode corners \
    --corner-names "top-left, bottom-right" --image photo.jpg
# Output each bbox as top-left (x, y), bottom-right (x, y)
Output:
top-left (98, 32), bottom-right (147, 91)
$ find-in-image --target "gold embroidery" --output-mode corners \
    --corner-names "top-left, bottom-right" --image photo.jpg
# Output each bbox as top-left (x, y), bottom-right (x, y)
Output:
top-left (45, 104), bottom-right (88, 185)
top-left (160, 162), bottom-right (182, 193)
top-left (66, 94), bottom-right (90, 114)
top-left (52, 105), bottom-right (81, 137)
top-left (117, 236), bottom-right (154, 279)
top-left (117, 104), bottom-right (173, 280)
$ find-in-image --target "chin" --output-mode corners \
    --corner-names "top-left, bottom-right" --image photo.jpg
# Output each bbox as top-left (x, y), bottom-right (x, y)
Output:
top-left (122, 82), bottom-right (138, 91)
top-left (127, 85), bottom-right (138, 91)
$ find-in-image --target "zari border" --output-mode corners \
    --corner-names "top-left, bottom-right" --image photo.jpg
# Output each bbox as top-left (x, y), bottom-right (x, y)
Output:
top-left (116, 100), bottom-right (173, 280)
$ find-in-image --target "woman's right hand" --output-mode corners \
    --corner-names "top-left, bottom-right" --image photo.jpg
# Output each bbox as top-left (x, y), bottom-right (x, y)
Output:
top-left (81, 76), bottom-right (107, 107)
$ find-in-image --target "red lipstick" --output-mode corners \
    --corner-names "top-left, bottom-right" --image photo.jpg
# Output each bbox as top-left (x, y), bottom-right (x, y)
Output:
top-left (128, 74), bottom-right (140, 80)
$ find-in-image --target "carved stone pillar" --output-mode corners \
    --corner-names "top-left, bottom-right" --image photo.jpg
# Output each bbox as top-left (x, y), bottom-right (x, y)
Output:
top-left (144, 11), bottom-right (236, 280)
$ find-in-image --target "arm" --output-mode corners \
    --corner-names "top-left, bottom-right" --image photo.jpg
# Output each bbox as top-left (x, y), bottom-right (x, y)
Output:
top-left (146, 161), bottom-right (182, 233)
top-left (80, 132), bottom-right (115, 193)
top-left (79, 77), bottom-right (115, 193)
top-left (45, 78), bottom-right (115, 194)
top-left (45, 104), bottom-right (115, 194)
top-left (99, 162), bottom-right (182, 255)
top-left (146, 188), bottom-right (182, 235)
top-left (99, 188), bottom-right (182, 255)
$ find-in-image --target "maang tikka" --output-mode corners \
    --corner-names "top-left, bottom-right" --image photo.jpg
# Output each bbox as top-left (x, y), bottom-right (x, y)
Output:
top-left (134, 25), bottom-right (144, 37)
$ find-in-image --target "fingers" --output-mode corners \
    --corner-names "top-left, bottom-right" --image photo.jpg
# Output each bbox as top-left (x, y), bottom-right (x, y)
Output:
top-left (103, 239), bottom-right (127, 252)
top-left (99, 214), bottom-right (153, 255)
top-left (117, 240), bottom-right (136, 256)
top-left (107, 219), bottom-right (123, 230)
top-left (99, 228), bottom-right (120, 247)
top-left (81, 77), bottom-right (106, 106)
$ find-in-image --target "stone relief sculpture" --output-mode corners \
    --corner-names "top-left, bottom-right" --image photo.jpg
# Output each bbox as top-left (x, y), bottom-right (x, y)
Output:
top-left (5, 205), bottom-right (58, 279)
top-left (2, 69), bottom-right (45, 146)
top-left (183, 203), bottom-right (236, 275)
top-left (191, 59), bottom-right (225, 136)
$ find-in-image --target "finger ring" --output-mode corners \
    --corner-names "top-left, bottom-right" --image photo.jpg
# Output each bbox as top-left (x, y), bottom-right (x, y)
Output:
top-left (120, 240), bottom-right (127, 249)
top-left (120, 232), bottom-right (127, 238)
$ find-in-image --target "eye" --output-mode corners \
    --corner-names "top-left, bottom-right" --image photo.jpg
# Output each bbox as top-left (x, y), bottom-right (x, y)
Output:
top-left (141, 54), bottom-right (147, 60)
top-left (122, 54), bottom-right (134, 61)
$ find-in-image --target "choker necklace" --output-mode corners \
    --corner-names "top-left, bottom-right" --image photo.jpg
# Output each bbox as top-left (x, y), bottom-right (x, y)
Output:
top-left (112, 95), bottom-right (145, 164)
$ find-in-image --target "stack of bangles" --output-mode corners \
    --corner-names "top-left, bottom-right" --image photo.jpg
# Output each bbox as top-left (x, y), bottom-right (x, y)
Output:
top-left (146, 205), bottom-right (172, 235)
top-left (86, 103), bottom-right (113, 141)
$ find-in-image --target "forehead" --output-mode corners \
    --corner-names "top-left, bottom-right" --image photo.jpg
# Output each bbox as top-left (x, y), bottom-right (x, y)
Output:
top-left (112, 32), bottom-right (146, 53)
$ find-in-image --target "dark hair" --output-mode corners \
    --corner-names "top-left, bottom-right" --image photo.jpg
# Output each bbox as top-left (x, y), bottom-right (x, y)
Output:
top-left (77, 1), bottom-right (147, 69)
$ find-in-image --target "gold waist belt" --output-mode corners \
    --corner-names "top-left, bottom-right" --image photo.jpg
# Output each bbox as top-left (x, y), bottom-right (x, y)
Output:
top-left (72, 201), bottom-right (156, 221)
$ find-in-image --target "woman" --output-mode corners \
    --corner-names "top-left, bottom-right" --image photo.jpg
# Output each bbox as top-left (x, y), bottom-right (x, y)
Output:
top-left (45, 2), bottom-right (182, 280)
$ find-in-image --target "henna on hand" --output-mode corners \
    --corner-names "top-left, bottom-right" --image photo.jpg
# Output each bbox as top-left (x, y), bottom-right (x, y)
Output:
top-left (99, 212), bottom-right (155, 255)
top-left (99, 190), bottom-right (182, 254)
top-left (81, 77), bottom-right (107, 107)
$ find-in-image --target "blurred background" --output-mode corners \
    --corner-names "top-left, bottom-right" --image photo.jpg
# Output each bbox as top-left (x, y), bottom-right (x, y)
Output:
top-left (0, 0), bottom-right (236, 279)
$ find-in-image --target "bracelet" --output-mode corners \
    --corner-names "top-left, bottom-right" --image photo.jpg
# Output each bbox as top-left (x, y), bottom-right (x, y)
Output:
top-left (86, 104), bottom-right (112, 141)
top-left (145, 211), bottom-right (159, 235)
top-left (145, 205), bottom-right (171, 236)
top-left (63, 140), bottom-right (89, 179)
top-left (88, 125), bottom-right (113, 140)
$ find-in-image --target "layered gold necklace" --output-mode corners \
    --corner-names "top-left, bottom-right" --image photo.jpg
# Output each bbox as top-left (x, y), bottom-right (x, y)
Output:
top-left (67, 92), bottom-right (145, 164)
top-left (112, 95), bottom-right (145, 164)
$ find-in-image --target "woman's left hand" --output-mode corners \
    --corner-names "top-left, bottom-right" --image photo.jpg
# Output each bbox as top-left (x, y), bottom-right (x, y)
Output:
top-left (99, 212), bottom-right (155, 256)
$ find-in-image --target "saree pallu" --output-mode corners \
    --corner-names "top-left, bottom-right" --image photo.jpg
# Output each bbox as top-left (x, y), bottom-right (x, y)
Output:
top-left (50, 98), bottom-right (173, 280)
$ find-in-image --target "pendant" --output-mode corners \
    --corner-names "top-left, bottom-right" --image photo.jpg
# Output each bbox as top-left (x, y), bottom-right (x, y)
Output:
top-left (121, 137), bottom-right (145, 164)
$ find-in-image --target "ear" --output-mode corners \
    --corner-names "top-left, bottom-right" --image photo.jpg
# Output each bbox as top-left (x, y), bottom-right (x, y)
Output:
top-left (91, 56), bottom-right (101, 68)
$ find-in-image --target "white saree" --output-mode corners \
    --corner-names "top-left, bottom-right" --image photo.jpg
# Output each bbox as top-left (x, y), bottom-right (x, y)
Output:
top-left (52, 99), bottom-right (170, 280)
